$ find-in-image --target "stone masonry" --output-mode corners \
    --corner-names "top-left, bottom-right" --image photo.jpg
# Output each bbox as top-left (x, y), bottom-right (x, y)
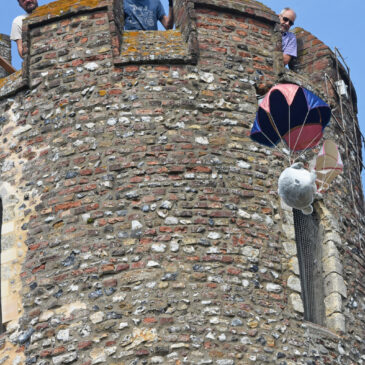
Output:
top-left (0, 34), bottom-right (11, 79)
top-left (0, 0), bottom-right (364, 364)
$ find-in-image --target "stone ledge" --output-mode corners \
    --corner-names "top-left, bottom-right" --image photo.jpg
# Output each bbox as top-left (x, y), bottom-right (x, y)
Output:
top-left (26, 0), bottom-right (109, 26)
top-left (0, 70), bottom-right (26, 99)
top-left (301, 320), bottom-right (341, 339)
top-left (193, 0), bottom-right (278, 24)
top-left (116, 30), bottom-right (193, 66)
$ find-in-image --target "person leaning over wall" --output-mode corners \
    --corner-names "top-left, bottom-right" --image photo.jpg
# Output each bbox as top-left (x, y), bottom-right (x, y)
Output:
top-left (11, 0), bottom-right (39, 58)
top-left (278, 7), bottom-right (297, 66)
top-left (124, 0), bottom-right (174, 30)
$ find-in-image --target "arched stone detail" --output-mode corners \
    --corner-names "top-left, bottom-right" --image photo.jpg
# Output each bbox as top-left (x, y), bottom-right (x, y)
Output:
top-left (281, 200), bottom-right (346, 333)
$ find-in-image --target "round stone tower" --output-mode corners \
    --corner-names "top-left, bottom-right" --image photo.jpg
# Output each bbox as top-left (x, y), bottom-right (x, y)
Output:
top-left (0, 0), bottom-right (363, 364)
top-left (0, 34), bottom-right (11, 78)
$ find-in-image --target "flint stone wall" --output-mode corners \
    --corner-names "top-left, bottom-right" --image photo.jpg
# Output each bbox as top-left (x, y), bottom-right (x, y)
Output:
top-left (0, 0), bottom-right (363, 364)
top-left (0, 34), bottom-right (12, 79)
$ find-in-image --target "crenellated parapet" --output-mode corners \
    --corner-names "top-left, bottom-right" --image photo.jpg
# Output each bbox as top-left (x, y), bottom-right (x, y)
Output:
top-left (0, 1), bottom-right (363, 364)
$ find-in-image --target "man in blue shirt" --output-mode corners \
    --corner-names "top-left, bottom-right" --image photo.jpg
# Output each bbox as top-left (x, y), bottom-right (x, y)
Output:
top-left (124, 0), bottom-right (174, 31)
top-left (279, 7), bottom-right (297, 66)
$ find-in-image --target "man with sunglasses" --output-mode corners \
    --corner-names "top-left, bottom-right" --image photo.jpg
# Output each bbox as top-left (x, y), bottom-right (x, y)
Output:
top-left (279, 7), bottom-right (297, 66)
top-left (11, 0), bottom-right (39, 58)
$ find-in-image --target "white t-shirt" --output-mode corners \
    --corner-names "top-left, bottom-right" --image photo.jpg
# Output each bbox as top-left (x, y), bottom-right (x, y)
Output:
top-left (10, 15), bottom-right (26, 41)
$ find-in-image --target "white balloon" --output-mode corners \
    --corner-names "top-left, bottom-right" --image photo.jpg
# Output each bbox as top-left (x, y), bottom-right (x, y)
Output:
top-left (278, 163), bottom-right (317, 215)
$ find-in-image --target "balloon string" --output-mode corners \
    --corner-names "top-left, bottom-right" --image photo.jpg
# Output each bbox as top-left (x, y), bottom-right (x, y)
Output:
top-left (292, 128), bottom-right (324, 164)
top-left (316, 146), bottom-right (328, 192)
top-left (253, 127), bottom-right (288, 159)
top-left (288, 105), bottom-right (292, 165)
top-left (290, 108), bottom-right (311, 159)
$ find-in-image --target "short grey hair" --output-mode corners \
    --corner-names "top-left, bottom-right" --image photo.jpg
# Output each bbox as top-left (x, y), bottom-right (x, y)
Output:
top-left (280, 7), bottom-right (297, 19)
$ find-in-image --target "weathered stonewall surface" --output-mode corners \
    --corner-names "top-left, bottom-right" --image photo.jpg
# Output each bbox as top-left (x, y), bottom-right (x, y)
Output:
top-left (0, 34), bottom-right (12, 78)
top-left (0, 0), bottom-right (364, 364)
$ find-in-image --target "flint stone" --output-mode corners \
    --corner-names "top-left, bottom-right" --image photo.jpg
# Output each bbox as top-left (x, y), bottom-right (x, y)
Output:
top-left (52, 352), bottom-right (77, 364)
top-left (266, 283), bottom-right (282, 293)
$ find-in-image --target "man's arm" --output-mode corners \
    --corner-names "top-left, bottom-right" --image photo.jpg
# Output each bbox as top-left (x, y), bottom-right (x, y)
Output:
top-left (282, 34), bottom-right (297, 66)
top-left (283, 54), bottom-right (292, 65)
top-left (15, 39), bottom-right (23, 59)
top-left (160, 0), bottom-right (173, 30)
top-left (11, 16), bottom-right (25, 58)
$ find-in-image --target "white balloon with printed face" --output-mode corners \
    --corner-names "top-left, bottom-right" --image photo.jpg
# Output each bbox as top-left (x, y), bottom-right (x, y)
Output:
top-left (278, 162), bottom-right (317, 215)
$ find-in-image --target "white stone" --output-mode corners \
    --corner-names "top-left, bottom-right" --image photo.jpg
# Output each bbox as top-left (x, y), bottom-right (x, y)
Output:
top-left (90, 311), bottom-right (104, 324)
top-left (13, 125), bottom-right (32, 137)
top-left (165, 216), bottom-right (178, 225)
top-left (160, 200), bottom-right (172, 209)
top-left (199, 72), bottom-right (214, 83)
top-left (207, 247), bottom-right (220, 254)
top-left (84, 62), bottom-right (99, 71)
top-left (131, 220), bottom-right (143, 230)
top-left (237, 160), bottom-right (251, 169)
top-left (289, 257), bottom-right (300, 275)
top-left (195, 137), bottom-right (209, 145)
top-left (105, 346), bottom-right (116, 356)
top-left (289, 293), bottom-right (304, 313)
top-left (287, 275), bottom-right (301, 292)
top-left (324, 292), bottom-right (342, 316)
top-left (218, 333), bottom-right (226, 341)
top-left (325, 272), bottom-right (347, 298)
top-left (264, 215), bottom-right (274, 226)
top-left (209, 317), bottom-right (220, 324)
top-left (157, 210), bottom-right (167, 218)
top-left (238, 209), bottom-right (251, 219)
top-left (207, 232), bottom-right (221, 240)
top-left (151, 356), bottom-right (164, 364)
top-left (85, 123), bottom-right (95, 129)
top-left (118, 322), bottom-right (129, 331)
top-left (326, 313), bottom-right (345, 333)
top-left (205, 332), bottom-right (215, 340)
top-left (119, 117), bottom-right (130, 125)
top-left (90, 348), bottom-right (107, 364)
top-left (266, 283), bottom-right (282, 293)
top-left (242, 280), bottom-right (249, 288)
top-left (323, 232), bottom-right (341, 245)
top-left (112, 293), bottom-right (127, 303)
top-left (170, 241), bottom-right (179, 252)
top-left (2, 160), bottom-right (15, 172)
top-left (107, 118), bottom-right (117, 126)
top-left (323, 256), bottom-right (343, 276)
top-left (147, 260), bottom-right (160, 268)
top-left (216, 360), bottom-right (234, 365)
top-left (12, 356), bottom-right (22, 365)
top-left (282, 241), bottom-right (297, 257)
top-left (151, 243), bottom-right (166, 252)
top-left (241, 246), bottom-right (259, 261)
top-left (322, 241), bottom-right (340, 259)
top-left (52, 352), bottom-right (77, 364)
top-left (56, 329), bottom-right (69, 342)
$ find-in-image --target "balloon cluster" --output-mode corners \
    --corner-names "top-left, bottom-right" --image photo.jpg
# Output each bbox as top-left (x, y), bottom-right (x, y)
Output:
top-left (250, 84), bottom-right (343, 214)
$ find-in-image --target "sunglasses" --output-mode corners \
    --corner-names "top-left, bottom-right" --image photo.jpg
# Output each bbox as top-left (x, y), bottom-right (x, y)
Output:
top-left (282, 16), bottom-right (294, 26)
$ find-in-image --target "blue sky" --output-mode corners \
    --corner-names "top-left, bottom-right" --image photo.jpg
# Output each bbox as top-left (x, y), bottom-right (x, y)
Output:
top-left (2, 0), bottom-right (365, 186)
